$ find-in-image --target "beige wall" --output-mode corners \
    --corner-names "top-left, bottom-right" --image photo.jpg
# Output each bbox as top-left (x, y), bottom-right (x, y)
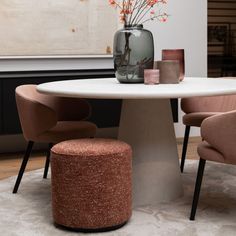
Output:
top-left (148, 0), bottom-right (208, 137)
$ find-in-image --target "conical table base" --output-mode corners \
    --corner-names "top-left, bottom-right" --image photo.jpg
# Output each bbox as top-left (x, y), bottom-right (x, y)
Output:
top-left (118, 99), bottom-right (183, 207)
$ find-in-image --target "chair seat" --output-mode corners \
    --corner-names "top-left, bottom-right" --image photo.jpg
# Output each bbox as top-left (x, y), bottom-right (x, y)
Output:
top-left (197, 141), bottom-right (226, 164)
top-left (183, 112), bottom-right (223, 127)
top-left (35, 121), bottom-right (97, 143)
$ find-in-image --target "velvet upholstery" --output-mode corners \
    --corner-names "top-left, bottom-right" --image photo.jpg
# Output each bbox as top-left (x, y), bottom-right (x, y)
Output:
top-left (36, 121), bottom-right (97, 143)
top-left (181, 95), bottom-right (236, 114)
top-left (15, 84), bottom-right (96, 143)
top-left (198, 141), bottom-right (225, 164)
top-left (13, 84), bottom-right (97, 194)
top-left (182, 112), bottom-right (223, 127)
top-left (181, 77), bottom-right (236, 127)
top-left (180, 77), bottom-right (236, 173)
top-left (190, 106), bottom-right (236, 221)
top-left (51, 138), bottom-right (132, 230)
top-left (181, 95), bottom-right (236, 127)
top-left (198, 110), bottom-right (236, 165)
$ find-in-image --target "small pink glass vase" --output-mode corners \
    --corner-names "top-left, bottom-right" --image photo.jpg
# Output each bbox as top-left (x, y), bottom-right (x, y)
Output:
top-left (144, 69), bottom-right (160, 85)
top-left (162, 49), bottom-right (185, 81)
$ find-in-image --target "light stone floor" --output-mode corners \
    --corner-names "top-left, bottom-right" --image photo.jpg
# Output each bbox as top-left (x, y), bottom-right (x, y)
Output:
top-left (1, 160), bottom-right (236, 236)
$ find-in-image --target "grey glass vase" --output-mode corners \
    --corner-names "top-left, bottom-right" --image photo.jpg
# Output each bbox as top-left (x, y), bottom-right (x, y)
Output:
top-left (113, 24), bottom-right (154, 83)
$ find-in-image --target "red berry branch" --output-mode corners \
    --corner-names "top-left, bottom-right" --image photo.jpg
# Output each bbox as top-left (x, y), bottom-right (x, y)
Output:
top-left (109, 0), bottom-right (168, 26)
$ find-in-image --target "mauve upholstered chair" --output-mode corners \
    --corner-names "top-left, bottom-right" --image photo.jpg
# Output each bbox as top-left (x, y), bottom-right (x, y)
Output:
top-left (13, 84), bottom-right (97, 193)
top-left (180, 77), bottom-right (236, 172)
top-left (190, 110), bottom-right (236, 220)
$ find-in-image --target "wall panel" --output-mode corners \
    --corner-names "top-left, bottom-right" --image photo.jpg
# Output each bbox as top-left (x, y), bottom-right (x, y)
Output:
top-left (208, 0), bottom-right (236, 77)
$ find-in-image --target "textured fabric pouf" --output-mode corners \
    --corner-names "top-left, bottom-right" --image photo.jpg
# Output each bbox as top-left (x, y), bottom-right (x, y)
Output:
top-left (51, 138), bottom-right (132, 232)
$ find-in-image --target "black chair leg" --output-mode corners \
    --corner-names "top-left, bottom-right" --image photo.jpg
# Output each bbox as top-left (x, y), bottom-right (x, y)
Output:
top-left (180, 125), bottom-right (191, 173)
top-left (190, 158), bottom-right (206, 221)
top-left (13, 141), bottom-right (34, 194)
top-left (43, 143), bottom-right (53, 179)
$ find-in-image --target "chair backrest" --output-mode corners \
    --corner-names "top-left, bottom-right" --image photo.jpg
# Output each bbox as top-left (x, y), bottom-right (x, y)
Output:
top-left (201, 110), bottom-right (236, 164)
top-left (181, 95), bottom-right (236, 113)
top-left (15, 84), bottom-right (91, 141)
top-left (181, 77), bottom-right (236, 114)
top-left (41, 96), bottom-right (91, 122)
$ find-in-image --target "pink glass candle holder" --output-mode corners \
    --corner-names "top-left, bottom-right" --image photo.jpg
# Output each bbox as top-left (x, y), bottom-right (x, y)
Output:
top-left (144, 69), bottom-right (160, 85)
top-left (162, 49), bottom-right (185, 81)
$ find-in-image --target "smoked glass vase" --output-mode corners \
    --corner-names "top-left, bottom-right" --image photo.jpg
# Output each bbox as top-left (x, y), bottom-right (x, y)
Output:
top-left (113, 25), bottom-right (154, 83)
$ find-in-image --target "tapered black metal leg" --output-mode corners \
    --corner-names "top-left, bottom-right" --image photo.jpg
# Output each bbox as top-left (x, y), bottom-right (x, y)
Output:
top-left (43, 143), bottom-right (53, 179)
top-left (180, 125), bottom-right (191, 173)
top-left (190, 158), bottom-right (206, 221)
top-left (13, 141), bottom-right (34, 194)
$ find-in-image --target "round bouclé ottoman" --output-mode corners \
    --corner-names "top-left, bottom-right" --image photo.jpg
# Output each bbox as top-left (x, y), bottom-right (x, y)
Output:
top-left (50, 138), bottom-right (132, 232)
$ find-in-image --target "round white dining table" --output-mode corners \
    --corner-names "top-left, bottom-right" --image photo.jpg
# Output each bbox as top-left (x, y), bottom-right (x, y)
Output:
top-left (37, 77), bottom-right (236, 207)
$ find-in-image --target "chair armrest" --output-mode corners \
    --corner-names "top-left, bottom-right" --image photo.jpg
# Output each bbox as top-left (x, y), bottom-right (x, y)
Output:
top-left (16, 93), bottom-right (57, 140)
top-left (201, 110), bottom-right (236, 161)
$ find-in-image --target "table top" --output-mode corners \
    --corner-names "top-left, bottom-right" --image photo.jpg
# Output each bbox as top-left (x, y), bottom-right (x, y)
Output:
top-left (37, 77), bottom-right (236, 99)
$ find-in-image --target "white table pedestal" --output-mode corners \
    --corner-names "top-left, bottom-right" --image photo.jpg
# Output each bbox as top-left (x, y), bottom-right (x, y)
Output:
top-left (118, 99), bottom-right (183, 207)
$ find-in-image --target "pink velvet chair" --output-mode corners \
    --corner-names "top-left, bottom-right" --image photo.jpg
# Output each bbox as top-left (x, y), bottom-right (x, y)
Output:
top-left (180, 77), bottom-right (236, 172)
top-left (190, 110), bottom-right (236, 220)
top-left (13, 84), bottom-right (97, 193)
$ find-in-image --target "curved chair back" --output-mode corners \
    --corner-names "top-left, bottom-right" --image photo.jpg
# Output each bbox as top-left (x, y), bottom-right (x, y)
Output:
top-left (38, 94), bottom-right (91, 122)
top-left (200, 110), bottom-right (236, 164)
top-left (181, 77), bottom-right (236, 114)
top-left (190, 109), bottom-right (236, 221)
top-left (181, 95), bottom-right (236, 113)
top-left (15, 84), bottom-right (91, 141)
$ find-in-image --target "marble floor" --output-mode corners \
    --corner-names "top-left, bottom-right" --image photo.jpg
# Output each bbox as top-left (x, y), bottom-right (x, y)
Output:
top-left (1, 160), bottom-right (236, 236)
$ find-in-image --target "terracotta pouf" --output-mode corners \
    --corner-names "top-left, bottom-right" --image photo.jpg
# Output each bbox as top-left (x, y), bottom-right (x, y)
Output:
top-left (51, 138), bottom-right (132, 232)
